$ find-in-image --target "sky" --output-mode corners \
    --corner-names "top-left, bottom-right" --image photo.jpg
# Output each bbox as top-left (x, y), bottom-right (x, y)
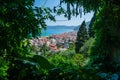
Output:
top-left (34, 0), bottom-right (94, 26)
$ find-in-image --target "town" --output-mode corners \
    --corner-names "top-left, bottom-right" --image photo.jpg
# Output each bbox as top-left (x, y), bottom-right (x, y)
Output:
top-left (30, 31), bottom-right (77, 54)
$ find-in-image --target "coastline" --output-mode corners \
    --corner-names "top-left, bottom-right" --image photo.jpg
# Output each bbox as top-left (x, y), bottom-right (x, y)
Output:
top-left (41, 25), bottom-right (77, 36)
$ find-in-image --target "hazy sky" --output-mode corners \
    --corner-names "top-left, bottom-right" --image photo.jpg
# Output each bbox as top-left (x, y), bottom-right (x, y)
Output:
top-left (34, 0), bottom-right (93, 26)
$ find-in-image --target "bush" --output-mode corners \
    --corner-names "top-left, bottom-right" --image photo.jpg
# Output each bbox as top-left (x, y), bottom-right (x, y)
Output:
top-left (48, 54), bottom-right (78, 71)
top-left (80, 37), bottom-right (95, 56)
top-left (0, 57), bottom-right (8, 80)
top-left (48, 52), bottom-right (88, 71)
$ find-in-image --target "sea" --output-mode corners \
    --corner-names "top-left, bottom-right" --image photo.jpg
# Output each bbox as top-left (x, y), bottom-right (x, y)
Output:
top-left (41, 26), bottom-right (74, 36)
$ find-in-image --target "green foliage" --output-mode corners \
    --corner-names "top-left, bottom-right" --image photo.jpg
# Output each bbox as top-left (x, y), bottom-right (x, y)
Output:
top-left (0, 0), bottom-right (55, 79)
top-left (0, 0), bottom-right (55, 58)
top-left (46, 66), bottom-right (103, 80)
top-left (75, 20), bottom-right (88, 53)
top-left (80, 37), bottom-right (95, 56)
top-left (88, 12), bottom-right (96, 37)
top-left (0, 0), bottom-right (120, 79)
top-left (8, 55), bottom-right (52, 80)
top-left (0, 57), bottom-right (9, 80)
top-left (48, 54), bottom-right (77, 70)
top-left (88, 4), bottom-right (120, 72)
top-left (48, 53), bottom-right (88, 71)
top-left (60, 0), bottom-right (120, 77)
top-left (32, 55), bottom-right (53, 70)
top-left (46, 52), bottom-right (104, 80)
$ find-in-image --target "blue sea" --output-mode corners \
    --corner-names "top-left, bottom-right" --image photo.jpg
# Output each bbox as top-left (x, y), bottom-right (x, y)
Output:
top-left (41, 27), bottom-right (74, 36)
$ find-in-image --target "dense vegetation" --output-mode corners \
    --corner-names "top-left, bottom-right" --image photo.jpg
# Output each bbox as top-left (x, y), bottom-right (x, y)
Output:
top-left (60, 0), bottom-right (120, 76)
top-left (0, 0), bottom-right (120, 80)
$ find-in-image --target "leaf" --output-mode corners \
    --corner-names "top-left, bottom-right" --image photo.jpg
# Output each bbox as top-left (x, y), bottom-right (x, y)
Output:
top-left (32, 55), bottom-right (52, 70)
top-left (15, 59), bottom-right (39, 68)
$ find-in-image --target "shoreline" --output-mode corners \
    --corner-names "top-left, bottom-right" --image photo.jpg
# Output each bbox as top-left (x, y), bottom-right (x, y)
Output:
top-left (40, 30), bottom-right (77, 38)
top-left (41, 27), bottom-right (75, 37)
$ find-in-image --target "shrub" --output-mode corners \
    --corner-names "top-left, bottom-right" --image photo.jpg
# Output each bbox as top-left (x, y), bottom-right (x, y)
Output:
top-left (0, 57), bottom-right (8, 80)
top-left (80, 37), bottom-right (95, 56)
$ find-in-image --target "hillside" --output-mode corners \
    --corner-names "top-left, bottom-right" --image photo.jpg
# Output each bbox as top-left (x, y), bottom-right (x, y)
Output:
top-left (47, 21), bottom-right (90, 31)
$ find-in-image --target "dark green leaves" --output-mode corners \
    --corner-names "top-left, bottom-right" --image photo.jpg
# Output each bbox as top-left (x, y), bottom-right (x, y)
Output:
top-left (75, 20), bottom-right (89, 53)
top-left (32, 55), bottom-right (52, 70)
top-left (0, 1), bottom-right (55, 79)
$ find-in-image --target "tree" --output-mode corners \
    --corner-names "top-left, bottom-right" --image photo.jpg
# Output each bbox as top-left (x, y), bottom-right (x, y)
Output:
top-left (75, 20), bottom-right (88, 53)
top-left (90, 4), bottom-right (120, 69)
top-left (0, 0), bottom-right (55, 79)
top-left (88, 12), bottom-right (96, 37)
top-left (60, 0), bottom-right (120, 72)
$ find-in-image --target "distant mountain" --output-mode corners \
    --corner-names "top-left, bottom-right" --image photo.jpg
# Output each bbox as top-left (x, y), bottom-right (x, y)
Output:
top-left (46, 21), bottom-right (90, 31)
top-left (74, 21), bottom-right (90, 31)
top-left (47, 25), bottom-right (77, 30)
